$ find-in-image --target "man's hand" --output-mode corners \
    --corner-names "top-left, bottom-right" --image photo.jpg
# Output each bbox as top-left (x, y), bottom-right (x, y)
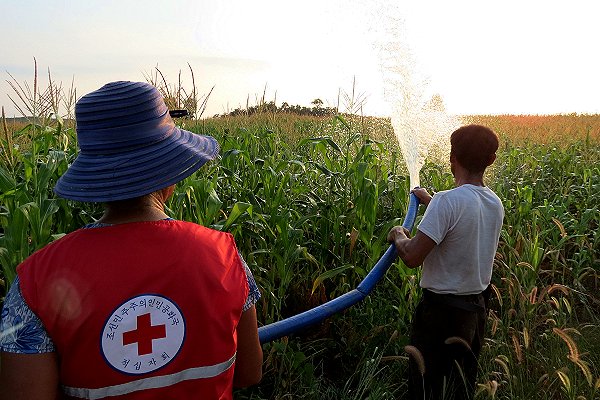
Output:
top-left (411, 188), bottom-right (433, 206)
top-left (387, 225), bottom-right (410, 244)
top-left (386, 225), bottom-right (436, 269)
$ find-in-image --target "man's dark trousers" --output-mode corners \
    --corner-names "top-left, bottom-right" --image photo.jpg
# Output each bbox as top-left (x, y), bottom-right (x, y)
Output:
top-left (408, 289), bottom-right (488, 400)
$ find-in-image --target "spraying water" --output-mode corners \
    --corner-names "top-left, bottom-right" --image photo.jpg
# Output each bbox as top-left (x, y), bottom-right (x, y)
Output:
top-left (370, 4), bottom-right (460, 188)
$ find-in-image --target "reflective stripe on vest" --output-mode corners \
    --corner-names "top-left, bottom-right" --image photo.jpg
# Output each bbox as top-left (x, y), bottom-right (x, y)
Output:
top-left (62, 353), bottom-right (236, 399)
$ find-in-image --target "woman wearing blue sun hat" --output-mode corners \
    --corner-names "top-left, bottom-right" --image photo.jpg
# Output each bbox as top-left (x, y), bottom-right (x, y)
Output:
top-left (0, 81), bottom-right (263, 399)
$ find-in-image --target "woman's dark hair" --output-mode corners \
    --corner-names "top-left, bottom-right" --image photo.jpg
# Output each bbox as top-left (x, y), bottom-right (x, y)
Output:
top-left (450, 125), bottom-right (499, 173)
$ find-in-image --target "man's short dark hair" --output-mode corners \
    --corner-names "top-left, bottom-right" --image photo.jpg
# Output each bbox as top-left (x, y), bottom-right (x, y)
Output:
top-left (450, 125), bottom-right (499, 173)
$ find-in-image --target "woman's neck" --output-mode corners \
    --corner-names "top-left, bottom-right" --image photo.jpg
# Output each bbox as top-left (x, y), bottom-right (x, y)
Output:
top-left (97, 193), bottom-right (169, 224)
top-left (97, 206), bottom-right (169, 225)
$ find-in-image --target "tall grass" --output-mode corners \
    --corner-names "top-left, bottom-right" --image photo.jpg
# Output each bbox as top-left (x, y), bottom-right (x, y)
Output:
top-left (1, 71), bottom-right (598, 399)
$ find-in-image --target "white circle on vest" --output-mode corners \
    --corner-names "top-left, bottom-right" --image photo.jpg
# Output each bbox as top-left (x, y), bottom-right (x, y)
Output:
top-left (101, 294), bottom-right (186, 375)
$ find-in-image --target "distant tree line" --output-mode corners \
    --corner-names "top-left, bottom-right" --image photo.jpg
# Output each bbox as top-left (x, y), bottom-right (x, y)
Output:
top-left (214, 99), bottom-right (337, 118)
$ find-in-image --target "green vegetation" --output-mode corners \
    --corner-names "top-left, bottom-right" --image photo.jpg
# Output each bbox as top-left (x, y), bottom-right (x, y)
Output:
top-left (1, 74), bottom-right (599, 399)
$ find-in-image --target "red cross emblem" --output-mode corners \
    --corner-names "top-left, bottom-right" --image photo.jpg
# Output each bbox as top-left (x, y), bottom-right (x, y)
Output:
top-left (102, 295), bottom-right (185, 374)
top-left (122, 313), bottom-right (167, 355)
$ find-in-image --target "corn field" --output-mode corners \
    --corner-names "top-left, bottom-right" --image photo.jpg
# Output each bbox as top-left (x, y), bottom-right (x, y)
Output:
top-left (1, 82), bottom-right (599, 399)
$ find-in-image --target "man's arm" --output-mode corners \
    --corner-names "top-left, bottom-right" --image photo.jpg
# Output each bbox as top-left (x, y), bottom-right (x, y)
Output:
top-left (233, 305), bottom-right (263, 388)
top-left (387, 228), bottom-right (436, 268)
top-left (0, 352), bottom-right (60, 400)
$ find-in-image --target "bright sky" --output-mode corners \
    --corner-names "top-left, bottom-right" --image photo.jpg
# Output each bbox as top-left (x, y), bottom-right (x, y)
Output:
top-left (2, 0), bottom-right (600, 118)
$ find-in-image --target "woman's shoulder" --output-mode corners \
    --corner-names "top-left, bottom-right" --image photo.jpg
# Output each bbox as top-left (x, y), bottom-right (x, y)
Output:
top-left (167, 220), bottom-right (236, 242)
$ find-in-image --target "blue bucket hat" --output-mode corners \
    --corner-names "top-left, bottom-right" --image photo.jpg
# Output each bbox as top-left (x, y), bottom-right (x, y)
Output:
top-left (54, 81), bottom-right (219, 202)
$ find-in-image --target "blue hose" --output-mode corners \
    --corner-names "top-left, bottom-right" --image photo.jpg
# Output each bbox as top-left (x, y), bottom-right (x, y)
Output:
top-left (258, 191), bottom-right (420, 344)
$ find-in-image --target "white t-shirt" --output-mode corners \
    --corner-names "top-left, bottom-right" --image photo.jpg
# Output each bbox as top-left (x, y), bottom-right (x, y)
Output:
top-left (417, 184), bottom-right (504, 295)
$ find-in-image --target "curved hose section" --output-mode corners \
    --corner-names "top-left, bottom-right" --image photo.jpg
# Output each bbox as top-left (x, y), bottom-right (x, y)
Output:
top-left (258, 192), bottom-right (420, 344)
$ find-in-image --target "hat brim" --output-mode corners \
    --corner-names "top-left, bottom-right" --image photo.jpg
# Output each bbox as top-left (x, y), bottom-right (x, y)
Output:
top-left (54, 127), bottom-right (219, 202)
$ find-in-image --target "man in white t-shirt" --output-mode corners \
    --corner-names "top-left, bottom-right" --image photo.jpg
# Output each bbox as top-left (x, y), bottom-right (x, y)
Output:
top-left (388, 125), bottom-right (504, 400)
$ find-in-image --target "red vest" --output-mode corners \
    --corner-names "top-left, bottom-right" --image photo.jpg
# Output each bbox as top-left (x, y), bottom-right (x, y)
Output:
top-left (18, 220), bottom-right (248, 399)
